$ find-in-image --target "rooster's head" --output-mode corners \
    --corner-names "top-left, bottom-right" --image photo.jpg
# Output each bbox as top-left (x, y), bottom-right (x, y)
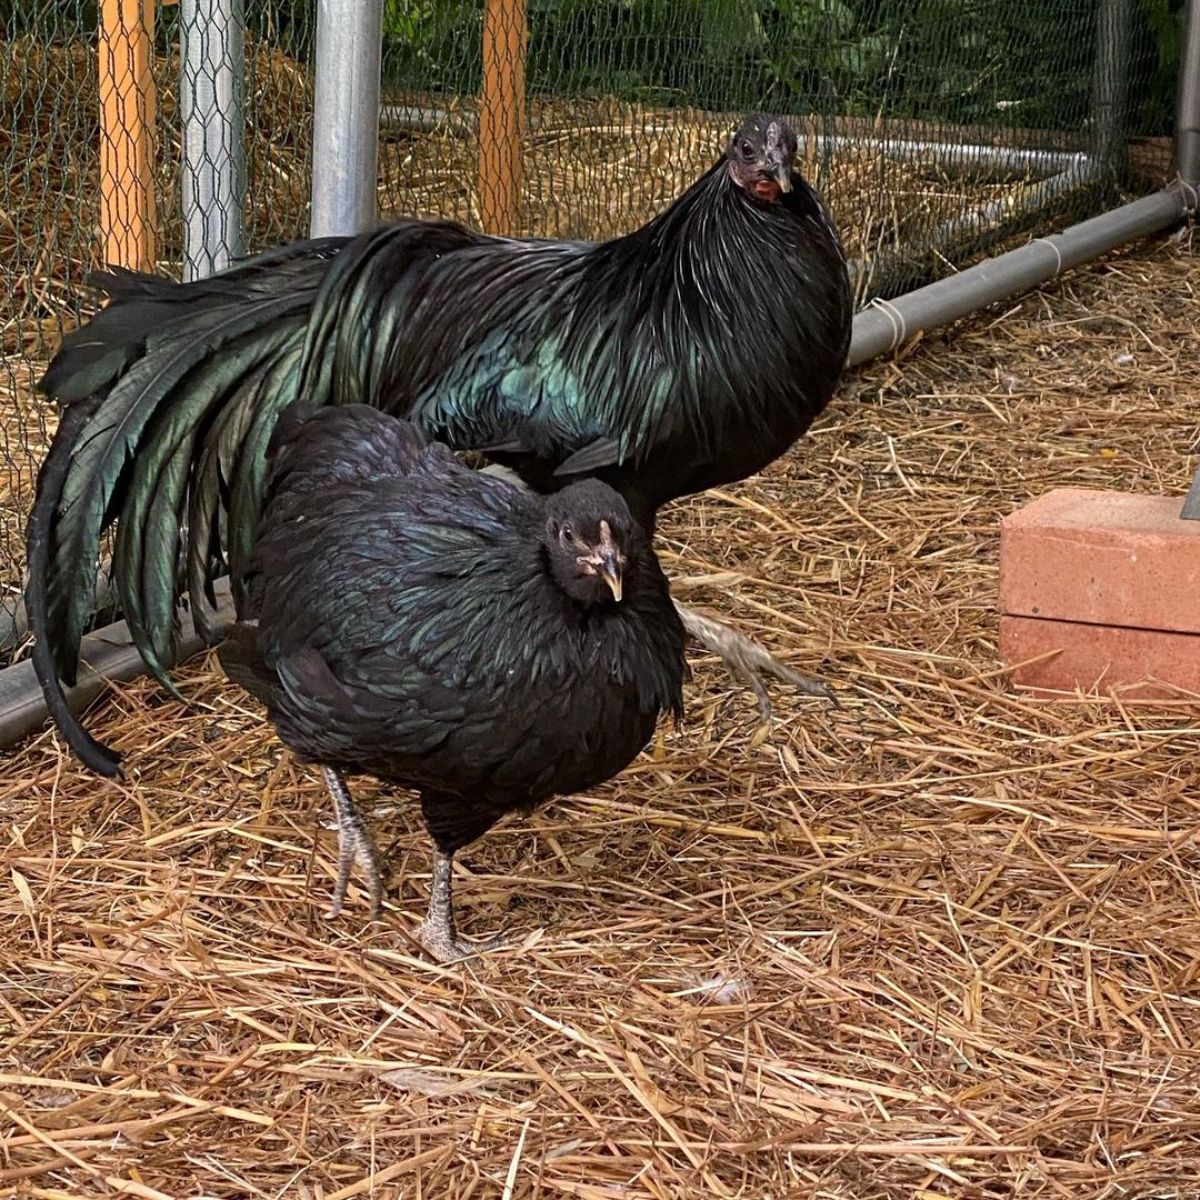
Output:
top-left (725, 115), bottom-right (798, 204)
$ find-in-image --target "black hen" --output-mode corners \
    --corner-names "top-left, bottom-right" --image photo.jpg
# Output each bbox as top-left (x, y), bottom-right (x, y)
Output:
top-left (218, 405), bottom-right (686, 960)
top-left (27, 114), bottom-right (851, 776)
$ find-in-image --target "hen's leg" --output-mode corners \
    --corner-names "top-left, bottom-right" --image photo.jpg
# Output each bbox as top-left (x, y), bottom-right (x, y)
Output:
top-left (414, 851), bottom-right (508, 963)
top-left (322, 766), bottom-right (386, 921)
top-left (672, 601), bottom-right (836, 720)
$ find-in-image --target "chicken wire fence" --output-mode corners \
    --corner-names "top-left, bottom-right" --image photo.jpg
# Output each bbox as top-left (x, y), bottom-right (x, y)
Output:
top-left (0, 0), bottom-right (1174, 662)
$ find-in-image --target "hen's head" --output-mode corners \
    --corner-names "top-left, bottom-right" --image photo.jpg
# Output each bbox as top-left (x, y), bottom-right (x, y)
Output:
top-left (543, 480), bottom-right (635, 608)
top-left (725, 115), bottom-right (798, 204)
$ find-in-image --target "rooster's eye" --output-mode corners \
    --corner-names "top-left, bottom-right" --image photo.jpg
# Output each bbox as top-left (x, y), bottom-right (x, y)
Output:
top-left (739, 140), bottom-right (754, 159)
top-left (559, 524), bottom-right (573, 541)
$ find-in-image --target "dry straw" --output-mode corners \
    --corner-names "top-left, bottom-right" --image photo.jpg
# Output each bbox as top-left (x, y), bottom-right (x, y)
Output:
top-left (1, 230), bottom-right (1197, 1196)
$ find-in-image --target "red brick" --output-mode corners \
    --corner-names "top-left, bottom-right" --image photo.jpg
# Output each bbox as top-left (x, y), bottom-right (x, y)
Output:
top-left (999, 488), bottom-right (1200, 636)
top-left (1000, 614), bottom-right (1200, 699)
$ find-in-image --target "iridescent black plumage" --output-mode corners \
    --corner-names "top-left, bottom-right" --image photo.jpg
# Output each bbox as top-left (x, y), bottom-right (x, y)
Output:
top-left (218, 405), bottom-right (686, 957)
top-left (27, 114), bottom-right (851, 775)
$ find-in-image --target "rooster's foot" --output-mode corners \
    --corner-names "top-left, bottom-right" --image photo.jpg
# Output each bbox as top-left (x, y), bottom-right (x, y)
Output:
top-left (672, 602), bottom-right (837, 721)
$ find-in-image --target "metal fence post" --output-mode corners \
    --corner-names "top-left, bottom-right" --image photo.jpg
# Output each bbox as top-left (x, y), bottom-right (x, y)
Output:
top-left (1175, 0), bottom-right (1200, 519)
top-left (310, 0), bottom-right (384, 238)
top-left (1089, 0), bottom-right (1133, 182)
top-left (478, 0), bottom-right (528, 235)
top-left (1176, 0), bottom-right (1200, 189)
top-left (98, 0), bottom-right (157, 270)
top-left (180, 0), bottom-right (246, 281)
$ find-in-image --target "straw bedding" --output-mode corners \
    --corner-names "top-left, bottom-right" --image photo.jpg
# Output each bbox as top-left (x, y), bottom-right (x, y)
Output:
top-left (1, 231), bottom-right (1199, 1196)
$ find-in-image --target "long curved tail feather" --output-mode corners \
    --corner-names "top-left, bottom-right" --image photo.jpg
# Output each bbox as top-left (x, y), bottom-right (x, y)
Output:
top-left (26, 394), bottom-right (123, 776)
top-left (27, 252), bottom-right (333, 772)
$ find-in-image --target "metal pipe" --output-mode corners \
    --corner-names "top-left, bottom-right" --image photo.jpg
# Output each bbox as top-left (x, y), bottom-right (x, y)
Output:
top-left (813, 135), bottom-right (1085, 178)
top-left (848, 184), bottom-right (1191, 368)
top-left (0, 584), bottom-right (234, 754)
top-left (0, 596), bottom-right (25, 660)
top-left (1181, 471), bottom-right (1200, 519)
top-left (0, 577), bottom-right (117, 660)
top-left (855, 162), bottom-right (1098, 302)
top-left (180, 0), bottom-right (246, 280)
top-left (378, 103), bottom-right (1087, 179)
top-left (310, 0), bottom-right (385, 237)
top-left (1089, 0), bottom-right (1132, 180)
top-left (1175, 0), bottom-right (1200, 519)
top-left (1177, 0), bottom-right (1200, 190)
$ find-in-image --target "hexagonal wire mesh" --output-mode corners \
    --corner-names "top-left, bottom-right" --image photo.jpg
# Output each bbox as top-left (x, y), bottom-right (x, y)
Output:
top-left (0, 0), bottom-right (1172, 662)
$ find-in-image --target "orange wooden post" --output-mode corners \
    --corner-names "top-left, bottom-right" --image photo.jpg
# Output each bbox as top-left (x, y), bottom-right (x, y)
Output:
top-left (98, 0), bottom-right (157, 270)
top-left (478, 0), bottom-right (527, 235)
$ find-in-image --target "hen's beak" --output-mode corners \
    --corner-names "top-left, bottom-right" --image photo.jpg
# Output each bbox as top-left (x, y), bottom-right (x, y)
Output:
top-left (599, 553), bottom-right (624, 603)
top-left (769, 158), bottom-right (793, 193)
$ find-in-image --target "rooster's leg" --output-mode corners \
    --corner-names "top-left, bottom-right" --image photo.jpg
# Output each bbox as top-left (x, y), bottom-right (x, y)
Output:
top-left (672, 602), bottom-right (835, 720)
top-left (414, 851), bottom-right (507, 963)
top-left (322, 766), bottom-right (386, 921)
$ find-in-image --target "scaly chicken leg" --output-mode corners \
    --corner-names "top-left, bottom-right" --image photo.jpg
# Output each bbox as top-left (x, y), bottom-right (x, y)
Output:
top-left (413, 852), bottom-right (509, 963)
top-left (673, 602), bottom-right (835, 719)
top-left (322, 766), bottom-right (386, 920)
top-left (323, 768), bottom-right (505, 962)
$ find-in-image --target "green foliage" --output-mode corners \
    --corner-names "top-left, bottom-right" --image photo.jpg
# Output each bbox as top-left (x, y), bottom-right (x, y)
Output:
top-left (373, 0), bottom-right (1176, 136)
top-left (1130, 0), bottom-right (1184, 134)
top-left (382, 0), bottom-right (478, 84)
top-left (0, 0), bottom-right (1178, 135)
top-left (1, 0), bottom-right (95, 38)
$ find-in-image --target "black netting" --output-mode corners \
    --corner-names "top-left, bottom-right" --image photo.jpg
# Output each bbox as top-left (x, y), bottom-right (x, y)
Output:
top-left (0, 0), bottom-right (1177, 659)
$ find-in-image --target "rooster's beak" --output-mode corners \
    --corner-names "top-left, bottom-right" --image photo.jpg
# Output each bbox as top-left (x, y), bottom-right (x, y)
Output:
top-left (599, 553), bottom-right (623, 603)
top-left (770, 158), bottom-right (793, 193)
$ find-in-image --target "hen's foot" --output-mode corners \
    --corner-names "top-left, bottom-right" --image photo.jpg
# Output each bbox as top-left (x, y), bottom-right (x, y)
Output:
top-left (413, 915), bottom-right (509, 963)
top-left (322, 765), bottom-right (386, 921)
top-left (672, 602), bottom-right (837, 720)
top-left (413, 851), bottom-right (508, 962)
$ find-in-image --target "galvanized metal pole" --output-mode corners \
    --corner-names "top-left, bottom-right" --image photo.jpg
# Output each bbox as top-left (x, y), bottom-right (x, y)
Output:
top-left (1175, 0), bottom-right (1200, 519)
top-left (310, 0), bottom-right (384, 237)
top-left (1176, 0), bottom-right (1200, 194)
top-left (180, 0), bottom-right (246, 280)
top-left (1089, 0), bottom-right (1132, 182)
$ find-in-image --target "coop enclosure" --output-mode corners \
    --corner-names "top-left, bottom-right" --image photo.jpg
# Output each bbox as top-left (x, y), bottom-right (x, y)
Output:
top-left (0, 0), bottom-right (1195, 701)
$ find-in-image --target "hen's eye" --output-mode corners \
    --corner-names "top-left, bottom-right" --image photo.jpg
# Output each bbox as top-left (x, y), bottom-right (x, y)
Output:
top-left (559, 523), bottom-right (573, 541)
top-left (739, 140), bottom-right (754, 159)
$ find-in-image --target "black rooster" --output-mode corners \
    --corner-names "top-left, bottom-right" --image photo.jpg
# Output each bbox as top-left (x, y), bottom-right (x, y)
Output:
top-left (218, 405), bottom-right (686, 960)
top-left (27, 114), bottom-right (852, 777)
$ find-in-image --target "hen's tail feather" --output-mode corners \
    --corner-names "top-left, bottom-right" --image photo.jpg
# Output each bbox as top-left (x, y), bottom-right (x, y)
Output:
top-left (25, 393), bottom-right (123, 777)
